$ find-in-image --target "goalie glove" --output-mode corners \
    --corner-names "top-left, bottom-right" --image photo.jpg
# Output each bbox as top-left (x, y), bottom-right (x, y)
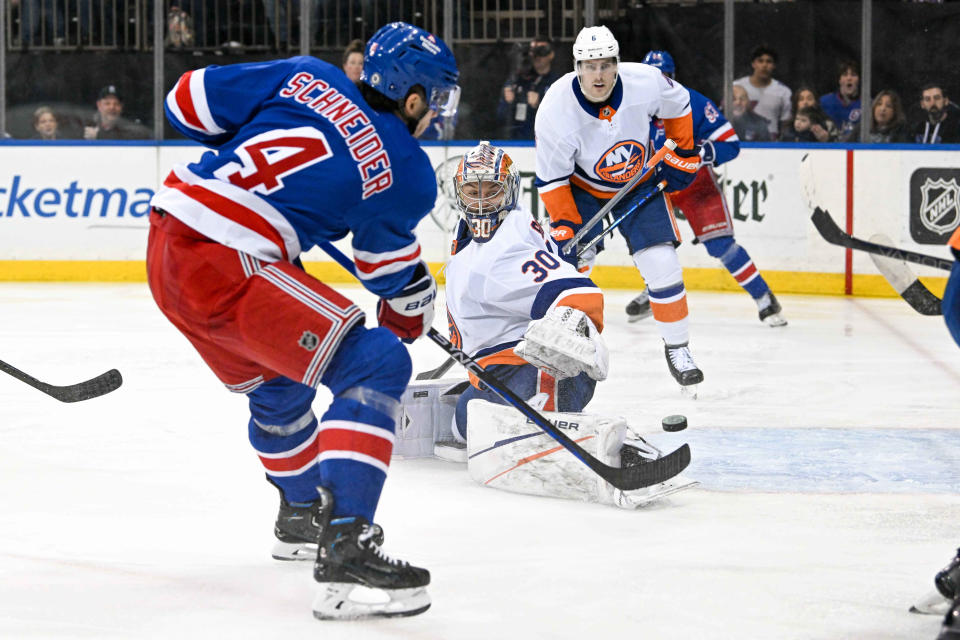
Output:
top-left (513, 306), bottom-right (609, 381)
top-left (376, 261), bottom-right (436, 343)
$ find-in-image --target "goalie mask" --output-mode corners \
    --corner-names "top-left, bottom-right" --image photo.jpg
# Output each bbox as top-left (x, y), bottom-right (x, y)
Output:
top-left (452, 141), bottom-right (520, 243)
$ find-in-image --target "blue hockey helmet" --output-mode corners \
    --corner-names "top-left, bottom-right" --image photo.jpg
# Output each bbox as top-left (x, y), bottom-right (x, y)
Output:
top-left (642, 50), bottom-right (676, 76)
top-left (363, 22), bottom-right (461, 118)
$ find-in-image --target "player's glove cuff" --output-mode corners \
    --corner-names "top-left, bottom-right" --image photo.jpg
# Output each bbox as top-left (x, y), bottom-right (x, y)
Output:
top-left (377, 261), bottom-right (436, 344)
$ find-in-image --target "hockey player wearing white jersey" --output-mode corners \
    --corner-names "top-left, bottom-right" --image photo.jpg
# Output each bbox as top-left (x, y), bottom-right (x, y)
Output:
top-left (418, 141), bottom-right (697, 509)
top-left (444, 141), bottom-right (608, 438)
top-left (534, 26), bottom-right (704, 392)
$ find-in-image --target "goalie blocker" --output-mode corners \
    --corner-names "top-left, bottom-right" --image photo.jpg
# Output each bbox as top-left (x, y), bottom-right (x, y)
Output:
top-left (395, 382), bottom-right (697, 508)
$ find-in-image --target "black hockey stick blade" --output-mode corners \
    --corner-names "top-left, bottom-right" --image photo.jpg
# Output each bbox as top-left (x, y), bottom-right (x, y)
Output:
top-left (868, 234), bottom-right (943, 316)
top-left (415, 357), bottom-right (456, 380)
top-left (426, 328), bottom-right (690, 491)
top-left (811, 207), bottom-right (954, 271)
top-left (0, 359), bottom-right (123, 402)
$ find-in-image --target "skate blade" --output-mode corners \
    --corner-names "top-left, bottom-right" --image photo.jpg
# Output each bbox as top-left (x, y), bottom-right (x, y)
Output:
top-left (909, 589), bottom-right (951, 615)
top-left (679, 384), bottom-right (699, 400)
top-left (626, 309), bottom-right (653, 323)
top-left (271, 540), bottom-right (317, 561)
top-left (763, 313), bottom-right (788, 327)
top-left (615, 477), bottom-right (699, 509)
top-left (312, 583), bottom-right (431, 620)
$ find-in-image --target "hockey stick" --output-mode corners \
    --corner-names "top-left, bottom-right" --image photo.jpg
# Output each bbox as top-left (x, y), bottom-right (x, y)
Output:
top-left (318, 241), bottom-right (691, 491)
top-left (0, 359), bottom-right (122, 402)
top-left (576, 180), bottom-right (668, 258)
top-left (811, 207), bottom-right (955, 271)
top-left (868, 233), bottom-right (942, 316)
top-left (561, 139), bottom-right (676, 255)
top-left (415, 357), bottom-right (455, 380)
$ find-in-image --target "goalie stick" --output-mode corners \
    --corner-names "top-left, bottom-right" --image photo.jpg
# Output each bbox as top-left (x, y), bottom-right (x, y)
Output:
top-left (811, 207), bottom-right (955, 271)
top-left (319, 242), bottom-right (691, 491)
top-left (415, 357), bottom-right (455, 380)
top-left (0, 359), bottom-right (122, 402)
top-left (868, 233), bottom-right (943, 316)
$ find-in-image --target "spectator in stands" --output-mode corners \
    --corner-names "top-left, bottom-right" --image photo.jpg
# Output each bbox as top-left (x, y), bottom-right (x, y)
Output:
top-left (342, 39), bottom-right (364, 84)
top-left (733, 45), bottom-right (792, 138)
top-left (32, 106), bottom-right (60, 140)
top-left (779, 84), bottom-right (836, 142)
top-left (263, 0), bottom-right (319, 50)
top-left (83, 85), bottom-right (151, 140)
top-left (820, 60), bottom-right (861, 142)
top-left (856, 90), bottom-right (910, 143)
top-left (497, 37), bottom-right (561, 139)
top-left (781, 107), bottom-right (834, 143)
top-left (911, 83), bottom-right (960, 144)
top-left (729, 84), bottom-right (771, 142)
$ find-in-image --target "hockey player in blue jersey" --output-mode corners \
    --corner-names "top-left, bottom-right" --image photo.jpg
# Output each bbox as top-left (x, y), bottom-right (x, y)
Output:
top-left (146, 22), bottom-right (459, 620)
top-left (628, 50), bottom-right (787, 327)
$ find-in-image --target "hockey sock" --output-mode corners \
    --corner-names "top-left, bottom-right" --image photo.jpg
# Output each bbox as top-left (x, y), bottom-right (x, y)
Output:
top-left (632, 244), bottom-right (690, 346)
top-left (705, 237), bottom-right (770, 300)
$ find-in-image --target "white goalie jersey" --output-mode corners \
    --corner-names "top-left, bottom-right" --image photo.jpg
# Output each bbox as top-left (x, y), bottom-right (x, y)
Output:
top-left (444, 205), bottom-right (604, 368)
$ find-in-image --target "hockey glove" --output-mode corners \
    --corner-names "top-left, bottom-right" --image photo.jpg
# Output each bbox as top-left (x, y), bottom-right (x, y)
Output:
top-left (514, 306), bottom-right (609, 381)
top-left (699, 140), bottom-right (716, 167)
top-left (376, 261), bottom-right (436, 343)
top-left (657, 145), bottom-right (701, 192)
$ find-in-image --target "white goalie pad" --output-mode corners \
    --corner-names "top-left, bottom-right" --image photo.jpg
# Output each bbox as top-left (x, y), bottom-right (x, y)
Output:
top-left (513, 306), bottom-right (609, 381)
top-left (465, 400), bottom-right (697, 508)
top-left (394, 380), bottom-right (467, 458)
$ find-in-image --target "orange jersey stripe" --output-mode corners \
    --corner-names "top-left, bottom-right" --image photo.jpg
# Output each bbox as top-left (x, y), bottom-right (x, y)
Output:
top-left (950, 226), bottom-right (960, 250)
top-left (650, 296), bottom-right (688, 323)
top-left (662, 111), bottom-right (695, 150)
top-left (555, 293), bottom-right (605, 333)
top-left (468, 348), bottom-right (528, 388)
top-left (540, 184), bottom-right (582, 225)
top-left (569, 175), bottom-right (617, 200)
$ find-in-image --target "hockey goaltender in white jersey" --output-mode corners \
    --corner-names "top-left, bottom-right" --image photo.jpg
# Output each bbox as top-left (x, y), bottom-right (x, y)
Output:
top-left (395, 141), bottom-right (696, 508)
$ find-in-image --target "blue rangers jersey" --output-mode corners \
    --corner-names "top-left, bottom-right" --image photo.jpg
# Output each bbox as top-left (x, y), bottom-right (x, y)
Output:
top-left (152, 56), bottom-right (436, 298)
top-left (650, 87), bottom-right (739, 167)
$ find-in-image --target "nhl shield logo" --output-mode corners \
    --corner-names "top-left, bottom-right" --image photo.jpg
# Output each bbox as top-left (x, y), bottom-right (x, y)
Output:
top-left (594, 140), bottom-right (646, 183)
top-left (919, 177), bottom-right (960, 234)
top-left (298, 331), bottom-right (320, 351)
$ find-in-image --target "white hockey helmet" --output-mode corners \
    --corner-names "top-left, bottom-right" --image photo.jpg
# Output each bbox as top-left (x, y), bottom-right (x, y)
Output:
top-left (572, 26), bottom-right (620, 102)
top-left (452, 141), bottom-right (520, 243)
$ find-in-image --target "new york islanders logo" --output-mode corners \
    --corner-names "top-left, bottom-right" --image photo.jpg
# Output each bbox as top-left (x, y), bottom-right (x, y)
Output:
top-left (594, 140), bottom-right (646, 183)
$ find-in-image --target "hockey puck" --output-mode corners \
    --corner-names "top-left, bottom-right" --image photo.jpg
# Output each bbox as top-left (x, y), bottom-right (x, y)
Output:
top-left (661, 414), bottom-right (688, 432)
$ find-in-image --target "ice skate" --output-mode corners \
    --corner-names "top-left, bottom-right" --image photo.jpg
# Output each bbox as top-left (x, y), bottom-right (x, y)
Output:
top-left (940, 596), bottom-right (960, 640)
top-left (625, 287), bottom-right (653, 322)
top-left (269, 476), bottom-right (325, 561)
top-left (313, 490), bottom-right (430, 620)
top-left (664, 342), bottom-right (703, 397)
top-left (757, 292), bottom-right (787, 327)
top-left (612, 437), bottom-right (698, 508)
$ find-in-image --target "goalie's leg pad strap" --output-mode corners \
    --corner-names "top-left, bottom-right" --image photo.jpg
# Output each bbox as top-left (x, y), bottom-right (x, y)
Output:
top-left (395, 379), bottom-right (467, 457)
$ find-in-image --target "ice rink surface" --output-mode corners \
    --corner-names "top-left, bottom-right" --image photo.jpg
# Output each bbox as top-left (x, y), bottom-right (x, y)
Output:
top-left (1, 283), bottom-right (958, 640)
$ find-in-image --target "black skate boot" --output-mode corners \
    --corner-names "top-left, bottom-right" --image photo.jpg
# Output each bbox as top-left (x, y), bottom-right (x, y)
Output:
top-left (664, 342), bottom-right (704, 391)
top-left (313, 489), bottom-right (430, 620)
top-left (625, 287), bottom-right (652, 322)
top-left (939, 596), bottom-right (960, 640)
top-left (937, 549), bottom-right (960, 600)
top-left (268, 475), bottom-right (326, 561)
top-left (757, 292), bottom-right (787, 327)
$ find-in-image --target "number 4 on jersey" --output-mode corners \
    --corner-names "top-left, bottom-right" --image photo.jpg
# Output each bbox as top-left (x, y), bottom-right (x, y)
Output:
top-left (215, 127), bottom-right (333, 195)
